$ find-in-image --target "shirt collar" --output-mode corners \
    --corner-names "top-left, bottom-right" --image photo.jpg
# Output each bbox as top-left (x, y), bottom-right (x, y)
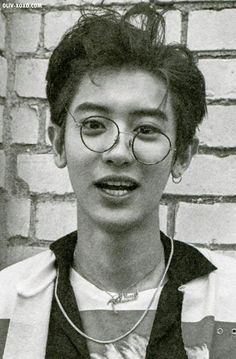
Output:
top-left (50, 231), bottom-right (216, 284)
top-left (160, 231), bottom-right (216, 285)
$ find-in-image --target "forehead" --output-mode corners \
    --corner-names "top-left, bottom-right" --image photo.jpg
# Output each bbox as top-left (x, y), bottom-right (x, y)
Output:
top-left (70, 68), bottom-right (174, 117)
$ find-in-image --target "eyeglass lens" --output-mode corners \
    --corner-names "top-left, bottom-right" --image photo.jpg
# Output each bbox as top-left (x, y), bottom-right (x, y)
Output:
top-left (80, 116), bottom-right (171, 165)
top-left (81, 117), bottom-right (118, 152)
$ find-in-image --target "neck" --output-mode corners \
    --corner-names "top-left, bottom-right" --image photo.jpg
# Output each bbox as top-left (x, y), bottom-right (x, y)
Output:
top-left (73, 208), bottom-right (165, 292)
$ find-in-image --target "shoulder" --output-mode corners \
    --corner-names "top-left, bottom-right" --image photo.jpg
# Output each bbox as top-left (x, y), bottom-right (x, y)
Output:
top-left (180, 245), bottom-right (236, 292)
top-left (192, 247), bottom-right (236, 302)
top-left (181, 246), bottom-right (236, 321)
top-left (181, 247), bottom-right (236, 355)
top-left (0, 250), bottom-right (56, 317)
top-left (0, 249), bottom-right (55, 282)
top-left (193, 246), bottom-right (236, 274)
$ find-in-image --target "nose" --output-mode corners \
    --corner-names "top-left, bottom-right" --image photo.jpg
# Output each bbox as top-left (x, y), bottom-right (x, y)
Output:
top-left (102, 132), bottom-right (134, 166)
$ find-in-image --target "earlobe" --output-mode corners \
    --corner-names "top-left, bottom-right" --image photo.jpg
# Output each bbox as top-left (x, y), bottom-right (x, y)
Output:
top-left (48, 125), bottom-right (67, 168)
top-left (171, 137), bottom-right (199, 179)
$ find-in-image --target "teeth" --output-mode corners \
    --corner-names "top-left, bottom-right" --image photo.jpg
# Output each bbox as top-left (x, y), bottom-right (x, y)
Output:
top-left (102, 188), bottom-right (129, 196)
top-left (95, 178), bottom-right (138, 195)
top-left (106, 180), bottom-right (134, 186)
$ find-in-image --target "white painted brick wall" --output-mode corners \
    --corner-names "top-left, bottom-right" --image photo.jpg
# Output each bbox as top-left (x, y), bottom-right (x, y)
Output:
top-left (159, 205), bottom-right (167, 234)
top-left (14, 0), bottom-right (102, 5)
top-left (1, 1), bottom-right (236, 268)
top-left (17, 153), bottom-right (73, 194)
top-left (0, 12), bottom-right (6, 50)
top-left (3, 246), bottom-right (45, 268)
top-left (44, 11), bottom-right (81, 50)
top-left (103, 0), bottom-right (148, 3)
top-left (175, 202), bottom-right (236, 244)
top-left (6, 197), bottom-right (31, 237)
top-left (188, 10), bottom-right (236, 50)
top-left (44, 7), bottom-right (181, 49)
top-left (0, 105), bottom-right (3, 143)
top-left (198, 105), bottom-right (236, 148)
top-left (165, 155), bottom-right (236, 196)
top-left (10, 13), bottom-right (41, 53)
top-left (11, 105), bottom-right (39, 144)
top-left (155, 0), bottom-right (236, 1)
top-left (35, 200), bottom-right (77, 240)
top-left (0, 193), bottom-right (7, 248)
top-left (34, 199), bottom-right (166, 242)
top-left (15, 59), bottom-right (48, 98)
top-left (0, 151), bottom-right (5, 188)
top-left (188, 0), bottom-right (235, 1)
top-left (198, 59), bottom-right (236, 99)
top-left (45, 108), bottom-right (52, 145)
top-left (0, 56), bottom-right (7, 97)
top-left (164, 11), bottom-right (181, 44)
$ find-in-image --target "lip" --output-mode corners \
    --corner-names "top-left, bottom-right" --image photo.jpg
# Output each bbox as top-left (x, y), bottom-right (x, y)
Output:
top-left (94, 175), bottom-right (140, 198)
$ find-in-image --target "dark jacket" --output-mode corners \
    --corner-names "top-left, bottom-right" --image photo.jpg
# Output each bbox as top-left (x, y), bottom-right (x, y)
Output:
top-left (1, 232), bottom-right (236, 358)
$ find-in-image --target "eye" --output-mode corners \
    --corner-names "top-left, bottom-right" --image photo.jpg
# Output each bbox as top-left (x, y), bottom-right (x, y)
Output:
top-left (81, 117), bottom-right (108, 135)
top-left (136, 125), bottom-right (160, 135)
top-left (83, 118), bottom-right (105, 130)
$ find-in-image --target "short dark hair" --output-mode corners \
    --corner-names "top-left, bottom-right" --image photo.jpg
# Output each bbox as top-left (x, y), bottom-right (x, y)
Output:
top-left (46, 3), bottom-right (206, 157)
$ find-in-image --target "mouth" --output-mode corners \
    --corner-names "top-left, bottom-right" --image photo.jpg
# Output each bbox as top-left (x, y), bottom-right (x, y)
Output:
top-left (94, 176), bottom-right (140, 197)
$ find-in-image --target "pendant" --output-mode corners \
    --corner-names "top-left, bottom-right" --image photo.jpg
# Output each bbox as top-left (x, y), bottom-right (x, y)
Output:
top-left (108, 290), bottom-right (139, 312)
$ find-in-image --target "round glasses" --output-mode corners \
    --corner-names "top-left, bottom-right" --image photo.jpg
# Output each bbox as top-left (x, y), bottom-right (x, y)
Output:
top-left (68, 113), bottom-right (175, 165)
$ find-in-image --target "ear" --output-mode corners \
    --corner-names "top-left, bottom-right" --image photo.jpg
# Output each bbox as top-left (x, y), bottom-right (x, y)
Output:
top-left (48, 124), bottom-right (67, 168)
top-left (171, 136), bottom-right (199, 179)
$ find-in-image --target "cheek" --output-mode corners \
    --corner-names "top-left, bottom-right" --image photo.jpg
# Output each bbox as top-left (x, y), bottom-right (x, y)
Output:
top-left (66, 147), bottom-right (94, 180)
top-left (65, 124), bottom-right (85, 162)
top-left (64, 132), bottom-right (94, 185)
top-left (144, 157), bottom-right (172, 191)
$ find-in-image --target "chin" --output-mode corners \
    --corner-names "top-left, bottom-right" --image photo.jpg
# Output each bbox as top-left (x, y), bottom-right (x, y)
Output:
top-left (92, 210), bottom-right (143, 233)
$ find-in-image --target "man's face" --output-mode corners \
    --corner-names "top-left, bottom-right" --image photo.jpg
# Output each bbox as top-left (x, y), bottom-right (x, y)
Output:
top-left (63, 68), bottom-right (177, 230)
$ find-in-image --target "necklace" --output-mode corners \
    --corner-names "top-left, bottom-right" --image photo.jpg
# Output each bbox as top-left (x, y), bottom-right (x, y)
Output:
top-left (74, 261), bottom-right (162, 313)
top-left (55, 237), bottom-right (174, 344)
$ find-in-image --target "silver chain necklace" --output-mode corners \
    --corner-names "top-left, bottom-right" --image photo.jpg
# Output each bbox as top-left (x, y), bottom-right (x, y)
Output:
top-left (55, 237), bottom-right (174, 344)
top-left (74, 260), bottom-right (164, 313)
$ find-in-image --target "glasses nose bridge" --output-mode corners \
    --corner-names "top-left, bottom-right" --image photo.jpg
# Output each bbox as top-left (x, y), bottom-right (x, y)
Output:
top-left (115, 129), bottom-right (133, 148)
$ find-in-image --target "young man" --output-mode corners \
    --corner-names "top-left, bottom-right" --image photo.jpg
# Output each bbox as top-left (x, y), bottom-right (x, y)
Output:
top-left (0, 4), bottom-right (236, 358)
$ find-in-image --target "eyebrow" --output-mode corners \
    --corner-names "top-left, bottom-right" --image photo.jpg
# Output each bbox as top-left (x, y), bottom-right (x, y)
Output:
top-left (74, 102), bottom-right (110, 114)
top-left (130, 108), bottom-right (167, 121)
top-left (74, 102), bottom-right (168, 121)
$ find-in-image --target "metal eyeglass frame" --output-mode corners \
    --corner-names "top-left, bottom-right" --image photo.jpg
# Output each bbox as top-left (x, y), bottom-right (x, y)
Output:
top-left (65, 107), bottom-right (176, 166)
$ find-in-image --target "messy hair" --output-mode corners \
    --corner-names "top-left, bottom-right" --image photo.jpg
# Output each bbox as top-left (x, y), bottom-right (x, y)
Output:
top-left (46, 3), bottom-right (206, 157)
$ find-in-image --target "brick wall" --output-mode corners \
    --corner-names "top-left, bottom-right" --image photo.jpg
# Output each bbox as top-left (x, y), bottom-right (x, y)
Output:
top-left (0, 0), bottom-right (236, 268)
